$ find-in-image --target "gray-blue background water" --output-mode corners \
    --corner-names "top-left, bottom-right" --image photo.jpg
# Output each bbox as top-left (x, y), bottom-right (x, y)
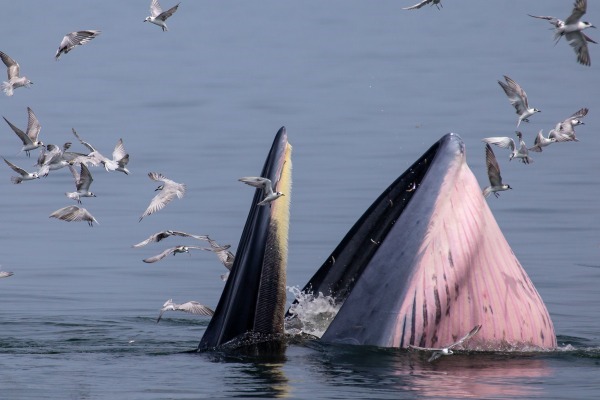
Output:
top-left (1, 1), bottom-right (599, 398)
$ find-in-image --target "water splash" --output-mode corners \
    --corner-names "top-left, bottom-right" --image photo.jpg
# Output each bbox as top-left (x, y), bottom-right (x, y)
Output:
top-left (285, 286), bottom-right (341, 338)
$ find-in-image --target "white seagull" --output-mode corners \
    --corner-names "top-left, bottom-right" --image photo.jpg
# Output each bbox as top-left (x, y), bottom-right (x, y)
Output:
top-left (528, 129), bottom-right (556, 152)
top-left (482, 131), bottom-right (533, 164)
top-left (3, 107), bottom-right (44, 156)
top-left (402, 0), bottom-right (443, 10)
top-left (482, 144), bottom-right (511, 199)
top-left (50, 205), bottom-right (98, 226)
top-left (132, 230), bottom-right (209, 248)
top-left (498, 75), bottom-right (540, 127)
top-left (238, 176), bottom-right (285, 206)
top-left (3, 157), bottom-right (39, 184)
top-left (157, 299), bottom-right (214, 323)
top-left (144, 0), bottom-right (180, 32)
top-left (0, 50), bottom-right (32, 96)
top-left (409, 324), bottom-right (482, 362)
top-left (55, 30), bottom-right (101, 60)
top-left (529, 0), bottom-right (596, 66)
top-left (139, 173), bottom-right (186, 221)
top-left (142, 245), bottom-right (210, 263)
top-left (66, 163), bottom-right (96, 204)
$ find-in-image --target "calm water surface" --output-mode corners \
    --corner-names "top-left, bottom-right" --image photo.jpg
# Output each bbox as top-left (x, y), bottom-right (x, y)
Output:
top-left (1, 1), bottom-right (599, 399)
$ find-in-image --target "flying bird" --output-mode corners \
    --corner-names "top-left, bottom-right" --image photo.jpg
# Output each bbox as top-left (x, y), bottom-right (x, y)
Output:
top-left (402, 0), bottom-right (443, 10)
top-left (0, 270), bottom-right (14, 279)
top-left (529, 0), bottom-right (596, 66)
top-left (238, 176), bottom-right (285, 206)
top-left (139, 173), bottom-right (186, 221)
top-left (409, 324), bottom-right (482, 362)
top-left (3, 107), bottom-right (44, 156)
top-left (55, 30), bottom-right (101, 60)
top-left (482, 131), bottom-right (533, 164)
top-left (157, 299), bottom-right (214, 323)
top-left (203, 237), bottom-right (235, 281)
top-left (498, 75), bottom-right (540, 127)
top-left (36, 144), bottom-right (70, 177)
top-left (482, 145), bottom-right (511, 198)
top-left (70, 129), bottom-right (130, 174)
top-left (548, 107), bottom-right (589, 142)
top-left (132, 230), bottom-right (209, 248)
top-left (66, 163), bottom-right (96, 203)
top-left (3, 157), bottom-right (39, 184)
top-left (0, 50), bottom-right (32, 96)
top-left (142, 245), bottom-right (210, 263)
top-left (144, 0), bottom-right (180, 31)
top-left (49, 205), bottom-right (98, 226)
top-left (528, 130), bottom-right (556, 152)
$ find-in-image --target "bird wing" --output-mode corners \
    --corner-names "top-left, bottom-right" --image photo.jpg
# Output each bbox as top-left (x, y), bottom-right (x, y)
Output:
top-left (143, 247), bottom-right (176, 263)
top-left (402, 0), bottom-right (431, 10)
top-left (238, 176), bottom-right (270, 189)
top-left (150, 0), bottom-right (163, 17)
top-left (76, 163), bottom-right (93, 191)
top-left (177, 301), bottom-right (215, 316)
top-left (111, 138), bottom-right (127, 162)
top-left (69, 30), bottom-right (101, 47)
top-left (566, 31), bottom-right (591, 66)
top-left (448, 324), bottom-right (482, 349)
top-left (3, 158), bottom-right (28, 176)
top-left (132, 231), bottom-right (173, 248)
top-left (50, 205), bottom-right (96, 223)
top-left (567, 107), bottom-right (589, 120)
top-left (157, 3), bottom-right (180, 21)
top-left (25, 107), bottom-right (42, 142)
top-left (71, 128), bottom-right (97, 153)
top-left (0, 51), bottom-right (19, 80)
top-left (565, 0), bottom-right (587, 26)
top-left (499, 76), bottom-right (529, 112)
top-left (3, 116), bottom-right (31, 145)
top-left (140, 189), bottom-right (177, 221)
top-left (482, 137), bottom-right (516, 151)
top-left (485, 144), bottom-right (503, 187)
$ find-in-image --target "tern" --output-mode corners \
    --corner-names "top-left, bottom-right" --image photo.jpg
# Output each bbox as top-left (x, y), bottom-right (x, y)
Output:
top-left (139, 172), bottom-right (186, 221)
top-left (50, 205), bottom-right (98, 226)
top-left (3, 157), bottom-right (39, 184)
top-left (0, 50), bottom-right (32, 96)
top-left (202, 237), bottom-right (235, 281)
top-left (498, 75), bottom-right (540, 127)
top-left (409, 324), bottom-right (482, 362)
top-left (55, 30), bottom-right (101, 60)
top-left (71, 129), bottom-right (130, 174)
top-left (157, 299), bottom-right (214, 323)
top-left (132, 230), bottom-right (209, 248)
top-left (142, 245), bottom-right (210, 263)
top-left (402, 0), bottom-right (442, 10)
top-left (36, 144), bottom-right (70, 177)
top-left (529, 0), bottom-right (596, 66)
top-left (3, 107), bottom-right (43, 156)
top-left (66, 163), bottom-right (96, 204)
top-left (482, 145), bottom-right (511, 198)
top-left (549, 107), bottom-right (588, 142)
top-left (528, 130), bottom-right (556, 152)
top-left (238, 176), bottom-right (285, 206)
top-left (144, 0), bottom-right (180, 32)
top-left (0, 271), bottom-right (14, 279)
top-left (482, 131), bottom-right (533, 164)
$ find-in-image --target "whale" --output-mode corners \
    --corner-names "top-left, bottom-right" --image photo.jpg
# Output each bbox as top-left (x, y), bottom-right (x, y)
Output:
top-left (199, 129), bottom-right (556, 352)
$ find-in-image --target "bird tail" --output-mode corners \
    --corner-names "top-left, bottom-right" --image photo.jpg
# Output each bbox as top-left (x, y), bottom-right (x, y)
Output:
top-left (482, 187), bottom-right (492, 198)
top-left (10, 176), bottom-right (22, 184)
top-left (1, 82), bottom-right (13, 96)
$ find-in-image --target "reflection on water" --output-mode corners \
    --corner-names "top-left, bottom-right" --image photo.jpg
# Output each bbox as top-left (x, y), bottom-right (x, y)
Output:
top-left (309, 343), bottom-right (554, 399)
